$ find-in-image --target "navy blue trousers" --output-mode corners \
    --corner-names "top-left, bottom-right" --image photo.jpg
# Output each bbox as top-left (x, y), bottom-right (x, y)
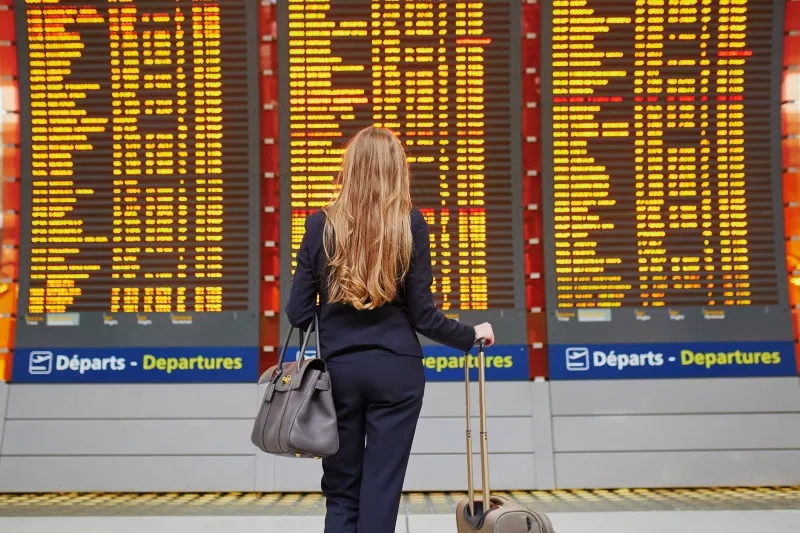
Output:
top-left (322, 352), bottom-right (425, 533)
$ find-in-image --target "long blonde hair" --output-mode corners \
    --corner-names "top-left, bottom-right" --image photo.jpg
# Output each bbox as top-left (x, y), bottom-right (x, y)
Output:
top-left (323, 127), bottom-right (413, 310)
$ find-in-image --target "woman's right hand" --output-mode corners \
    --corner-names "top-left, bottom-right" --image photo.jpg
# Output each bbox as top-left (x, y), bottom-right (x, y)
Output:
top-left (474, 322), bottom-right (495, 347)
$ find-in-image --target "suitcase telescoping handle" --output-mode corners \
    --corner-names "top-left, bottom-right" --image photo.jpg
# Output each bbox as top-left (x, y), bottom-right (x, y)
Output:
top-left (464, 339), bottom-right (490, 517)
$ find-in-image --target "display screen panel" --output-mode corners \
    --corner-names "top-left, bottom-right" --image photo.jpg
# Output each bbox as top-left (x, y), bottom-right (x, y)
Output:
top-left (541, 0), bottom-right (792, 356)
top-left (14, 0), bottom-right (261, 350)
top-left (278, 0), bottom-right (527, 345)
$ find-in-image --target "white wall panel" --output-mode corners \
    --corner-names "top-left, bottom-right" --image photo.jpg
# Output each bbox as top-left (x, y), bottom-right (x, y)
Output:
top-left (553, 414), bottom-right (800, 452)
top-left (272, 456), bottom-right (324, 492)
top-left (1, 379), bottom-right (798, 491)
top-left (6, 384), bottom-right (257, 419)
top-left (530, 382), bottom-right (556, 489)
top-left (550, 378), bottom-right (800, 415)
top-left (421, 382), bottom-right (533, 417)
top-left (550, 378), bottom-right (800, 488)
top-left (0, 382), bottom-right (7, 456)
top-left (2, 419), bottom-right (255, 455)
top-left (412, 417), bottom-right (533, 454)
top-left (261, 454), bottom-right (539, 493)
top-left (0, 456), bottom-right (255, 492)
top-left (555, 450), bottom-right (800, 489)
top-left (405, 453), bottom-right (536, 491)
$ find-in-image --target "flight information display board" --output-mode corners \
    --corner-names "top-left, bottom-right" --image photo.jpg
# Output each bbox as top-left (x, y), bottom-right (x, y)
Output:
top-left (541, 0), bottom-right (795, 379)
top-left (13, 0), bottom-right (261, 380)
top-left (278, 0), bottom-right (528, 357)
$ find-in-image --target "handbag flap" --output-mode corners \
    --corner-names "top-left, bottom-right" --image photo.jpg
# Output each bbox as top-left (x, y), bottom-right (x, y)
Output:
top-left (258, 361), bottom-right (296, 385)
top-left (274, 359), bottom-right (328, 392)
top-left (259, 359), bottom-right (330, 392)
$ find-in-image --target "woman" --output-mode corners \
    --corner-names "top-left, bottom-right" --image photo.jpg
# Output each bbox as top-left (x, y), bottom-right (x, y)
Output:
top-left (286, 126), bottom-right (495, 533)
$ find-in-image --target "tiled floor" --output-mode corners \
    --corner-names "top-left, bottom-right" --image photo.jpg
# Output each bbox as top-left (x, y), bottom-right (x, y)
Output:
top-left (2, 511), bottom-right (800, 533)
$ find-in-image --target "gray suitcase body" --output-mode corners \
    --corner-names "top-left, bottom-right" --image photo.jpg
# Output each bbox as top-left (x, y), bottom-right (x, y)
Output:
top-left (455, 496), bottom-right (556, 533)
top-left (454, 343), bottom-right (557, 533)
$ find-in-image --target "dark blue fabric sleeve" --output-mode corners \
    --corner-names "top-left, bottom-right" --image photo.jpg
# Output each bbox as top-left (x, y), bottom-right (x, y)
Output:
top-left (285, 215), bottom-right (318, 330)
top-left (406, 211), bottom-right (476, 352)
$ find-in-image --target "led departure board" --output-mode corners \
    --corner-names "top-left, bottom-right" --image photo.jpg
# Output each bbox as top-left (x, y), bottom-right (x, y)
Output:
top-left (14, 0), bottom-right (260, 349)
top-left (542, 0), bottom-right (791, 346)
top-left (278, 0), bottom-right (526, 339)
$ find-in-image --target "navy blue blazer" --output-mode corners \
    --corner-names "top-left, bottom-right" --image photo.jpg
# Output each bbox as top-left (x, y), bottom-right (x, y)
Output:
top-left (285, 208), bottom-right (476, 359)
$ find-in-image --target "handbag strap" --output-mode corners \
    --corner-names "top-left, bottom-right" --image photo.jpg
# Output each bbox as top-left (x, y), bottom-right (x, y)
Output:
top-left (297, 312), bottom-right (322, 370)
top-left (312, 312), bottom-right (321, 359)
top-left (273, 311), bottom-right (322, 380)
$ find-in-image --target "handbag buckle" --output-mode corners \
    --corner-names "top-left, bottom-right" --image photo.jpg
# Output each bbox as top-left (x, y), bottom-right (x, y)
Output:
top-left (282, 374), bottom-right (291, 385)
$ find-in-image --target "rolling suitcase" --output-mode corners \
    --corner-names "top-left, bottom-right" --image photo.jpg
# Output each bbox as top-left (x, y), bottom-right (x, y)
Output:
top-left (456, 341), bottom-right (557, 533)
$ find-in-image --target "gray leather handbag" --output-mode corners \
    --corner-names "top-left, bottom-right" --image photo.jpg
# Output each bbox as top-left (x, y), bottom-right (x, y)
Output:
top-left (251, 315), bottom-right (339, 459)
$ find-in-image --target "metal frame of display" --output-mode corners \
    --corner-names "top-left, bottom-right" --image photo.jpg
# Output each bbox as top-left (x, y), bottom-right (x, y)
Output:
top-left (259, 0), bottom-right (280, 374)
top-left (0, 0), bottom-right (18, 382)
top-left (521, 0), bottom-right (546, 378)
top-left (783, 0), bottom-right (800, 374)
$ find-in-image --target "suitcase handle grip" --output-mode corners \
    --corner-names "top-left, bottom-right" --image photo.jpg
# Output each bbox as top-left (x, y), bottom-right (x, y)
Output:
top-left (464, 339), bottom-right (490, 517)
